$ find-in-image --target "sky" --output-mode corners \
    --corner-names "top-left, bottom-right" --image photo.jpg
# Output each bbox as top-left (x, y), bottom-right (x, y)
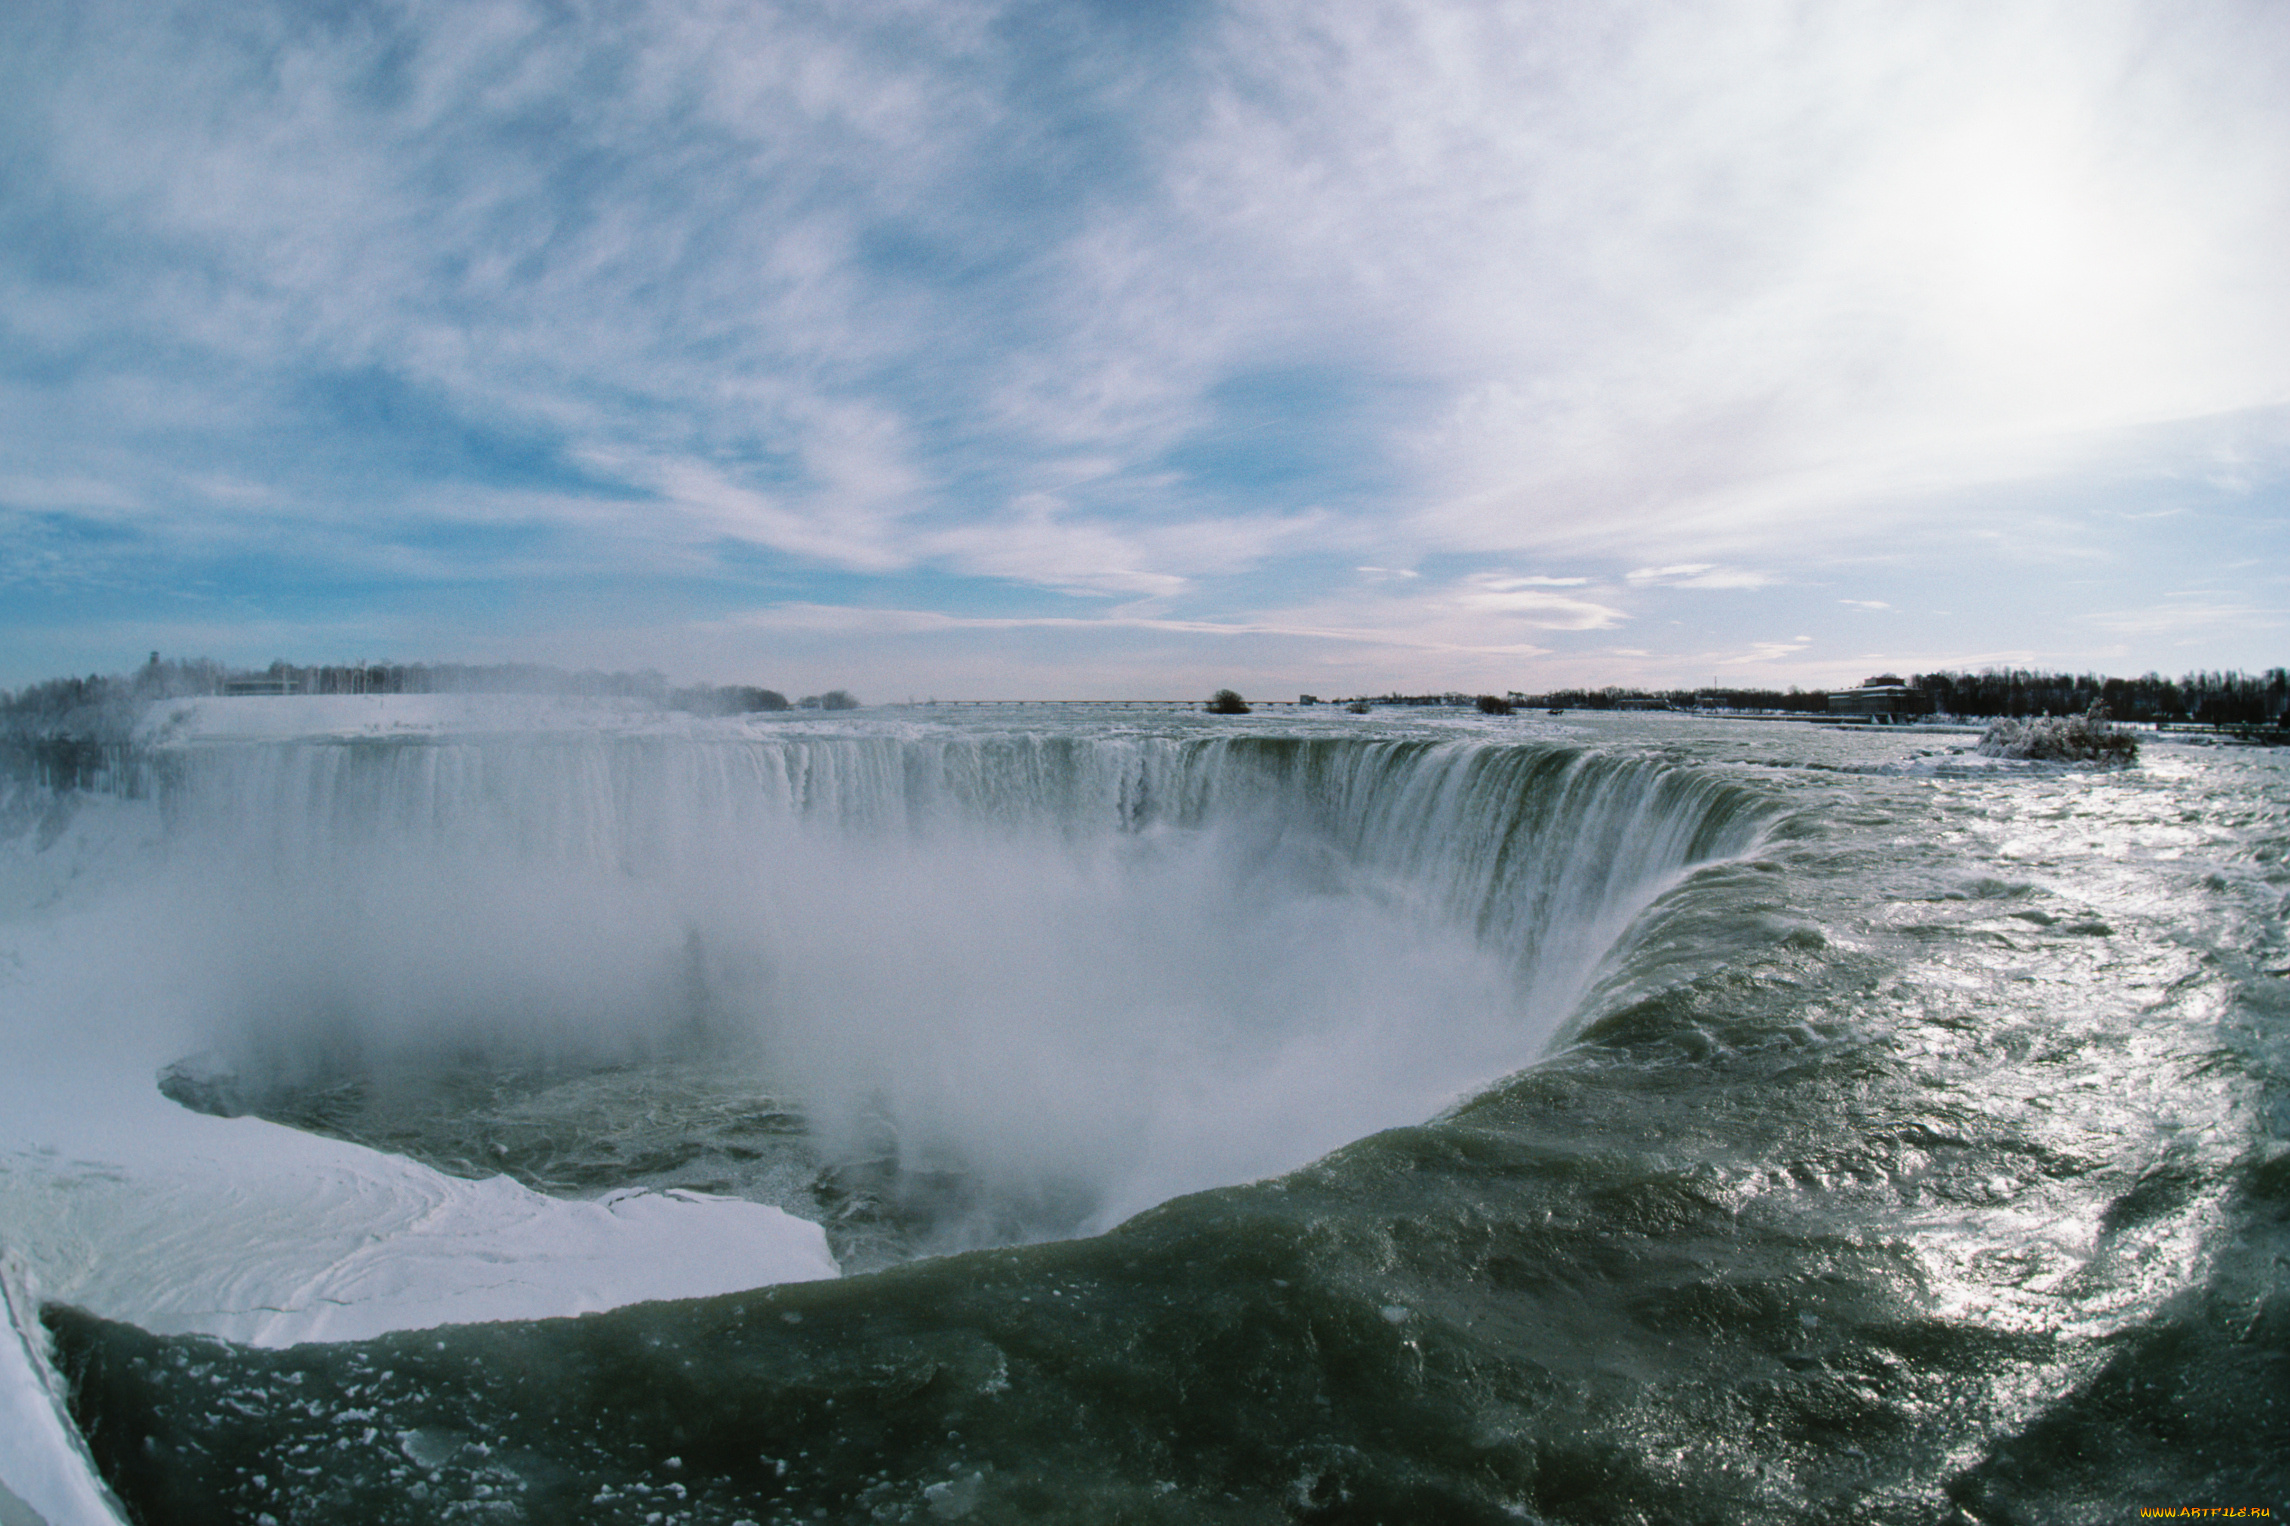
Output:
top-left (4, 0), bottom-right (2288, 699)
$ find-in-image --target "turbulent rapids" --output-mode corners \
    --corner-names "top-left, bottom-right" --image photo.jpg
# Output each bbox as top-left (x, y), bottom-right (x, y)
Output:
top-left (3, 701), bottom-right (2286, 1523)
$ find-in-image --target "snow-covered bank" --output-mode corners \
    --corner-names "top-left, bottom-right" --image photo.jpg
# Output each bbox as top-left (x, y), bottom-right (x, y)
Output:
top-left (134, 691), bottom-right (668, 745)
top-left (0, 957), bottom-right (837, 1517)
top-left (2, 1253), bottom-right (127, 1526)
top-left (0, 735), bottom-right (839, 1518)
top-left (0, 900), bottom-right (837, 1338)
top-left (0, 1121), bottom-right (838, 1347)
top-left (3, 1128), bottom-right (837, 1526)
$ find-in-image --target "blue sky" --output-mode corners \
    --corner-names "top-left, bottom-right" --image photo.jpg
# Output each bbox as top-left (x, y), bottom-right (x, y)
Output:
top-left (4, 0), bottom-right (2287, 698)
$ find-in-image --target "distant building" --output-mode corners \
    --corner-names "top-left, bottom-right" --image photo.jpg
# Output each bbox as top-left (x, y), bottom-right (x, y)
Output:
top-left (1827, 684), bottom-right (1932, 722)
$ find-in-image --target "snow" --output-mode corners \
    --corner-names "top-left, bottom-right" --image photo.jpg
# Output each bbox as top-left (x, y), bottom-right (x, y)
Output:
top-left (0, 939), bottom-right (838, 1335)
top-left (0, 841), bottom-right (837, 1352)
top-left (129, 693), bottom-right (919, 750)
top-left (0, 932), bottom-right (838, 1520)
top-left (2, 1252), bottom-right (130, 1526)
top-left (133, 693), bottom-right (668, 745)
top-left (0, 1125), bottom-right (839, 1347)
top-left (0, 739), bottom-right (841, 1515)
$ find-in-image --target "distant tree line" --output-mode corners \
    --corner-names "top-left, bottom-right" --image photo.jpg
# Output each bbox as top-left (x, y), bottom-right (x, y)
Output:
top-left (684, 686), bottom-right (859, 713)
top-left (1509, 669), bottom-right (2289, 724)
top-left (1904, 668), bottom-right (2288, 724)
top-left (1513, 685), bottom-right (1833, 713)
top-left (0, 655), bottom-right (223, 791)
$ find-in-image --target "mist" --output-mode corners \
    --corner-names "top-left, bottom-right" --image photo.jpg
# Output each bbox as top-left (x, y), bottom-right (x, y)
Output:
top-left (65, 718), bottom-right (1763, 1253)
top-left (142, 747), bottom-right (1520, 1247)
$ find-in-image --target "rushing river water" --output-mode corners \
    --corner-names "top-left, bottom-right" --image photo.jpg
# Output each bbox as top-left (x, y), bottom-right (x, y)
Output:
top-left (6, 704), bottom-right (2287, 1523)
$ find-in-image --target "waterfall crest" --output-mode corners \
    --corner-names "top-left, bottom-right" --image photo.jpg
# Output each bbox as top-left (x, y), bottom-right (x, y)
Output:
top-left (111, 722), bottom-right (1778, 1246)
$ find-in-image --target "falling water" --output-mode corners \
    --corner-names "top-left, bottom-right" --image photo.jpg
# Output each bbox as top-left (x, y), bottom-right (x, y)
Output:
top-left (8, 705), bottom-right (2284, 1523)
top-left (141, 724), bottom-right (1774, 1251)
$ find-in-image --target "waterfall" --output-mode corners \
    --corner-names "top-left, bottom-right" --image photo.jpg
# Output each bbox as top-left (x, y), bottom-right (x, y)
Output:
top-left (102, 722), bottom-right (1777, 1242)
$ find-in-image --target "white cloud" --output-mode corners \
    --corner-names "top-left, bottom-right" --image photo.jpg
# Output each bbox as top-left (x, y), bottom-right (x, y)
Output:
top-left (920, 493), bottom-right (1326, 599)
top-left (0, 475), bottom-right (141, 511)
top-left (7, 0), bottom-right (2290, 689)
top-left (1625, 564), bottom-right (1774, 590)
top-left (1177, 0), bottom-right (2290, 558)
top-left (1714, 638), bottom-right (1815, 667)
top-left (706, 601), bottom-right (1548, 658)
top-left (1452, 574), bottom-right (1625, 630)
top-left (2088, 597), bottom-right (2286, 639)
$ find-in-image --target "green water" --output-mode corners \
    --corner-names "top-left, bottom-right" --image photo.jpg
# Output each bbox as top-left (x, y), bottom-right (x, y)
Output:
top-left (44, 715), bottom-right (2290, 1522)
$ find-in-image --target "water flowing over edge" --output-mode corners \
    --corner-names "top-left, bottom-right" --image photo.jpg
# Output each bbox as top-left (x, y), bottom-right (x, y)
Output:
top-left (11, 707), bottom-right (2290, 1522)
top-left (6, 713), bottom-right (1785, 1290)
top-left (143, 726), bottom-right (1780, 1241)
